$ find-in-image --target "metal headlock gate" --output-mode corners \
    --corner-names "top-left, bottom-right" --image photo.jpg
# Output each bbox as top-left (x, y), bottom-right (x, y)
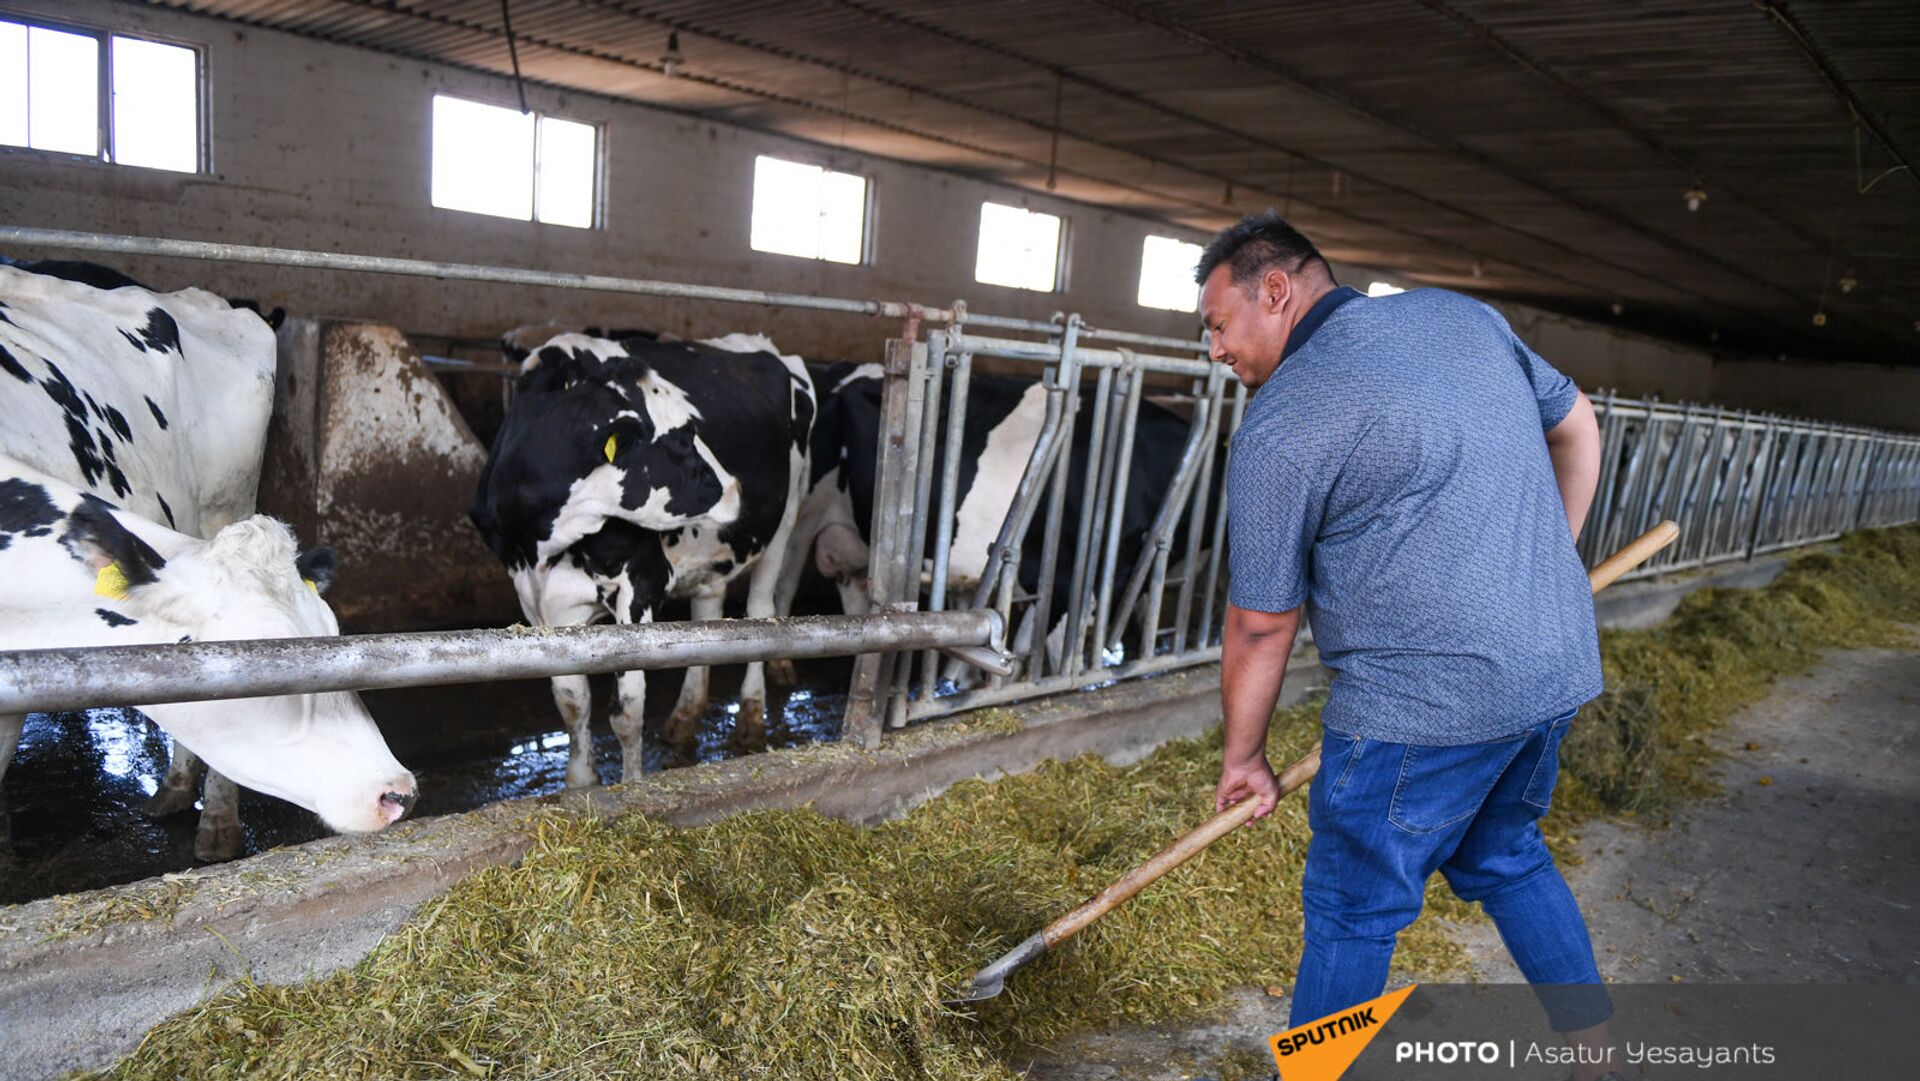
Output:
top-left (1, 226), bottom-right (1915, 750)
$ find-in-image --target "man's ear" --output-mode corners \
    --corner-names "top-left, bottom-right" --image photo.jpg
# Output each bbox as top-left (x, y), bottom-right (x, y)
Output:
top-left (1261, 266), bottom-right (1293, 314)
top-left (61, 499), bottom-right (167, 594)
top-left (296, 545), bottom-right (338, 594)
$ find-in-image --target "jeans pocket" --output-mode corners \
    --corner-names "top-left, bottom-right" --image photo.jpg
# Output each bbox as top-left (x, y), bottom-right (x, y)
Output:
top-left (1312, 730), bottom-right (1367, 817)
top-left (1522, 711), bottom-right (1577, 812)
top-left (1388, 737), bottom-right (1530, 835)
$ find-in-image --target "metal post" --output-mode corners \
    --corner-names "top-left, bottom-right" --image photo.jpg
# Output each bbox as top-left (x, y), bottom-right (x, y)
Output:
top-left (1092, 354), bottom-right (1146, 664)
top-left (1172, 367), bottom-right (1226, 653)
top-left (845, 332), bottom-right (928, 747)
top-left (920, 325), bottom-right (973, 699)
top-left (1196, 379), bottom-right (1248, 649)
top-left (1023, 316), bottom-right (1085, 680)
top-left (1061, 361), bottom-right (1115, 676)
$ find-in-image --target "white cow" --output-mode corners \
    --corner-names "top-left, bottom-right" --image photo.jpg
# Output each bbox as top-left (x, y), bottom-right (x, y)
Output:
top-left (0, 259), bottom-right (393, 858)
top-left (0, 460), bottom-right (417, 838)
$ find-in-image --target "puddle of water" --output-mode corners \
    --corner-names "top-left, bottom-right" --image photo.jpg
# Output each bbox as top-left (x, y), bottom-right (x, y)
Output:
top-left (0, 660), bottom-right (854, 905)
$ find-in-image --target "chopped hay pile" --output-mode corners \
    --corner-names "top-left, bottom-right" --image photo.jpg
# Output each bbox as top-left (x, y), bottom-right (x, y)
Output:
top-left (1557, 524), bottom-right (1920, 823)
top-left (101, 526), bottom-right (1920, 1079)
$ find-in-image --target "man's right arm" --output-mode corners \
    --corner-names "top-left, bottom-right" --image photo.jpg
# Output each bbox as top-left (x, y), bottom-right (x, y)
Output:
top-left (1216, 602), bottom-right (1302, 821)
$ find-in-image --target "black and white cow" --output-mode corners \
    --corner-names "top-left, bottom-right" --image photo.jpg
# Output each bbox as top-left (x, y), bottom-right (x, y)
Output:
top-left (773, 365), bottom-right (1210, 670)
top-left (0, 258), bottom-right (312, 859)
top-left (470, 331), bottom-right (815, 786)
top-left (0, 461), bottom-right (416, 837)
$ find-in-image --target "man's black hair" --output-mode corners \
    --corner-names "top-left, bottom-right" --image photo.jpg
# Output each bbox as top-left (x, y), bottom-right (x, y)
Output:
top-left (1194, 210), bottom-right (1330, 287)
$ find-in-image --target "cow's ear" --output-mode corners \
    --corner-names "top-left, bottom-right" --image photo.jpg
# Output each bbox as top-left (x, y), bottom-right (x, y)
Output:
top-left (595, 416), bottom-right (650, 465)
top-left (62, 500), bottom-right (167, 595)
top-left (296, 546), bottom-right (338, 594)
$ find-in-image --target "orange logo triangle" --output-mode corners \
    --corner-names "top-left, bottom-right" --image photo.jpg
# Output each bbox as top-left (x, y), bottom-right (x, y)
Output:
top-left (1269, 984), bottom-right (1417, 1081)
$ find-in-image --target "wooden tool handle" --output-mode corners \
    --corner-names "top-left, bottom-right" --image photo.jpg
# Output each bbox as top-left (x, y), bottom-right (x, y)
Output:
top-left (1587, 520), bottom-right (1679, 594)
top-left (1037, 519), bottom-right (1680, 952)
top-left (1042, 746), bottom-right (1323, 947)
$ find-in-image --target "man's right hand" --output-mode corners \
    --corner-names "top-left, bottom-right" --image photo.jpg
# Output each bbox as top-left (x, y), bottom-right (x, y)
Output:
top-left (1216, 754), bottom-right (1281, 824)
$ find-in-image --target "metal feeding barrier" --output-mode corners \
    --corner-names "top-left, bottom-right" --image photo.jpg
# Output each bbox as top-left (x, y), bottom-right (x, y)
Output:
top-left (0, 226), bottom-right (1914, 747)
top-left (851, 326), bottom-right (1920, 744)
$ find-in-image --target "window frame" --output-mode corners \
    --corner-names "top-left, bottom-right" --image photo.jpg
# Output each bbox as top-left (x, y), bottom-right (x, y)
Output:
top-left (974, 200), bottom-right (1069, 294)
top-left (0, 9), bottom-right (209, 173)
top-left (428, 91), bottom-right (605, 229)
top-left (747, 152), bottom-right (876, 266)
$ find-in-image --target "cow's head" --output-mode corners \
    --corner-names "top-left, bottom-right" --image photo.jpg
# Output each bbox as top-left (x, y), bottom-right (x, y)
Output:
top-left (471, 335), bottom-right (734, 569)
top-left (63, 503), bottom-right (417, 834)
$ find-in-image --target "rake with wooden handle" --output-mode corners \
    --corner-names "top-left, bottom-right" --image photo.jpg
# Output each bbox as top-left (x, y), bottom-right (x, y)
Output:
top-left (946, 520), bottom-right (1680, 1005)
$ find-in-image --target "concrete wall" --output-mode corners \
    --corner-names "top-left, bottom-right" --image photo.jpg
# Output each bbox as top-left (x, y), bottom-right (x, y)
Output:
top-left (0, 0), bottom-right (1214, 368)
top-left (2, 0), bottom-right (1909, 431)
top-left (1710, 358), bottom-right (1920, 433)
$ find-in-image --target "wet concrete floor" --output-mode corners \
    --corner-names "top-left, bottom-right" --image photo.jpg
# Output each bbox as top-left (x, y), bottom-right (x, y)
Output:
top-left (0, 659), bottom-right (854, 905)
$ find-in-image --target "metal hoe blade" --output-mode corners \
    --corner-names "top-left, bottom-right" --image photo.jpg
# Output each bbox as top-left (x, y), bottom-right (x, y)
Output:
top-left (944, 932), bottom-right (1045, 1005)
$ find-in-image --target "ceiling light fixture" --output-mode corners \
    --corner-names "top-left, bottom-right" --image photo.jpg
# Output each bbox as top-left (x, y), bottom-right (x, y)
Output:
top-left (1839, 272), bottom-right (1857, 294)
top-left (1683, 183), bottom-right (1708, 212)
top-left (660, 31), bottom-right (684, 77)
top-left (1610, 301), bottom-right (1625, 316)
top-left (1812, 311), bottom-right (1828, 327)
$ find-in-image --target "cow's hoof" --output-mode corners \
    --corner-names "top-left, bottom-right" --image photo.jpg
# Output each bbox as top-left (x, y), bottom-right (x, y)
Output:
top-left (141, 786), bottom-right (198, 819)
top-left (619, 755), bottom-right (646, 785)
top-left (193, 819), bottom-right (243, 863)
top-left (737, 698), bottom-right (766, 737)
top-left (565, 761), bottom-right (600, 788)
top-left (666, 708), bottom-right (703, 745)
top-left (767, 659), bottom-right (798, 687)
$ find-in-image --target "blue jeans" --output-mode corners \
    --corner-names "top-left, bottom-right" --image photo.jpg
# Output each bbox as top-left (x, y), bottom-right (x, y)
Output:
top-left (1288, 709), bottom-right (1612, 1033)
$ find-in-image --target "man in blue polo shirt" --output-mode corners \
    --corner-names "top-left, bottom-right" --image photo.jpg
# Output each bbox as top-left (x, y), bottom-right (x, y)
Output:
top-left (1198, 212), bottom-right (1613, 1065)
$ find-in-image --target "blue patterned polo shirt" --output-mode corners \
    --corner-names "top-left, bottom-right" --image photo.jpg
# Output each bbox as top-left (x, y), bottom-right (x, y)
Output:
top-left (1226, 287), bottom-right (1604, 745)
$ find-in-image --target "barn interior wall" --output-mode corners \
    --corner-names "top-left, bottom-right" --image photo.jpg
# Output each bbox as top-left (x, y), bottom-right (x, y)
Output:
top-left (3, 0), bottom-right (1908, 432)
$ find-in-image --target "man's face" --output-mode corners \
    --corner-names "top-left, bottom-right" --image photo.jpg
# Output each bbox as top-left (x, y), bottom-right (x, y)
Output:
top-left (1200, 264), bottom-right (1291, 388)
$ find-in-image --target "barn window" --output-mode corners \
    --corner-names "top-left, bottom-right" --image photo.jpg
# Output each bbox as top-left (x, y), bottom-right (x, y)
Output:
top-left (975, 202), bottom-right (1064, 292)
top-left (0, 17), bottom-right (202, 172)
top-left (749, 155), bottom-right (869, 264)
top-left (1137, 235), bottom-right (1203, 312)
top-left (430, 94), bottom-right (598, 228)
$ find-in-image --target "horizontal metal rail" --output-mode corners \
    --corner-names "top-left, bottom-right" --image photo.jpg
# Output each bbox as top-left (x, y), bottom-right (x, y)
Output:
top-left (2, 226), bottom-right (1212, 359)
top-left (0, 226), bottom-right (958, 323)
top-left (0, 610), bottom-right (1001, 716)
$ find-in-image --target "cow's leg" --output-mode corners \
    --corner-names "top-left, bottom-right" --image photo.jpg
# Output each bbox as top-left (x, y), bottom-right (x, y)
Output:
top-left (608, 602), bottom-right (653, 784)
top-left (837, 575), bottom-right (872, 617)
top-left (764, 518), bottom-right (802, 691)
top-left (667, 591), bottom-right (724, 743)
top-left (521, 563), bottom-right (603, 789)
top-left (143, 739), bottom-right (205, 817)
top-left (193, 770), bottom-right (244, 863)
top-left (767, 482), bottom-right (832, 688)
top-left (738, 490), bottom-right (803, 737)
top-left (0, 713), bottom-right (23, 849)
top-left (0, 713), bottom-right (22, 783)
top-left (552, 673), bottom-right (598, 788)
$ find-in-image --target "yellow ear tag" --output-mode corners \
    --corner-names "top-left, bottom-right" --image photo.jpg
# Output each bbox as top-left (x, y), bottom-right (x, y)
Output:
top-left (603, 435), bottom-right (618, 463)
top-left (95, 563), bottom-right (131, 600)
top-left (302, 578), bottom-right (318, 593)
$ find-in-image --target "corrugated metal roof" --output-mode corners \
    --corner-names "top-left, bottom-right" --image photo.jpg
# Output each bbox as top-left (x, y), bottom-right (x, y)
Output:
top-left (152, 0), bottom-right (1920, 366)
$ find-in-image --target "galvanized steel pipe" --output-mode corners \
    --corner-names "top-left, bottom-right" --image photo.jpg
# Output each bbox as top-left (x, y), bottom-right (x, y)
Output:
top-left (0, 226), bottom-right (956, 323)
top-left (0, 610), bottom-right (1001, 715)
